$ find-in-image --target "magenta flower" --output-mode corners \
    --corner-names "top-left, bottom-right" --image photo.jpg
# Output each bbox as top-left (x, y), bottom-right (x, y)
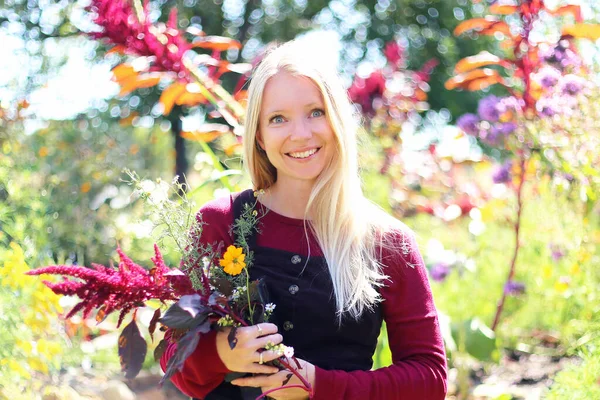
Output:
top-left (87, 0), bottom-right (191, 78)
top-left (384, 41), bottom-right (405, 67)
top-left (348, 71), bottom-right (386, 115)
top-left (457, 113), bottom-right (480, 136)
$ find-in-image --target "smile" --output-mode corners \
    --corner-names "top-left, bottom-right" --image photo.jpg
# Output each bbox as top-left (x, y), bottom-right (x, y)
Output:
top-left (287, 148), bottom-right (320, 159)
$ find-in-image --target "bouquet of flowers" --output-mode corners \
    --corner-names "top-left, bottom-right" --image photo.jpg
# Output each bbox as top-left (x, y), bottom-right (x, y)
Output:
top-left (27, 171), bottom-right (313, 399)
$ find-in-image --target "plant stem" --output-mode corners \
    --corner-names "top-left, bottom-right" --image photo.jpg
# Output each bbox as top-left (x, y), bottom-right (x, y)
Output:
top-left (491, 155), bottom-right (526, 331)
top-left (198, 141), bottom-right (233, 191)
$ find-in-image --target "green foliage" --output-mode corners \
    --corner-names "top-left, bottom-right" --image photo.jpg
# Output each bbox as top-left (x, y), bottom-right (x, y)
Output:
top-left (546, 336), bottom-right (600, 400)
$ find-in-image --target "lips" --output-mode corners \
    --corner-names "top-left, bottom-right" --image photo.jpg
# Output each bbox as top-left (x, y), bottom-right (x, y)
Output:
top-left (287, 147), bottom-right (320, 159)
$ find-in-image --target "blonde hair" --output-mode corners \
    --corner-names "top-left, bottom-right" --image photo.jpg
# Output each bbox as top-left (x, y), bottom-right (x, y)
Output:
top-left (243, 40), bottom-right (397, 320)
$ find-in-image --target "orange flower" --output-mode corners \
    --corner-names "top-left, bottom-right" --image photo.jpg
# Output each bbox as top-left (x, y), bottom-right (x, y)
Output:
top-left (219, 246), bottom-right (246, 276)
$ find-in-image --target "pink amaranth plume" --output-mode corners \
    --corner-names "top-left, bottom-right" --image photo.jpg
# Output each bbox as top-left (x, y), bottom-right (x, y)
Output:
top-left (87, 0), bottom-right (191, 79)
top-left (26, 244), bottom-right (194, 327)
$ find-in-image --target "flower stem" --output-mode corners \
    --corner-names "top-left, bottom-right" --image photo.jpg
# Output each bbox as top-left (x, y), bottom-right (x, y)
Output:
top-left (491, 155), bottom-right (526, 331)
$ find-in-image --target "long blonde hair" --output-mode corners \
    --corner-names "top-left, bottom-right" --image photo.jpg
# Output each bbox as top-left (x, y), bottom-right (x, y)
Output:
top-left (243, 40), bottom-right (397, 320)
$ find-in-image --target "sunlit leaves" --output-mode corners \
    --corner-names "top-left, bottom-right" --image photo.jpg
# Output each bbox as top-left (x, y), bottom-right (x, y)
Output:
top-left (118, 318), bottom-right (148, 379)
top-left (454, 51), bottom-right (508, 74)
top-left (181, 124), bottom-right (230, 142)
top-left (191, 36), bottom-right (242, 51)
top-left (454, 17), bottom-right (499, 36)
top-left (445, 68), bottom-right (506, 91)
top-left (489, 4), bottom-right (518, 15)
top-left (117, 73), bottom-right (163, 97)
top-left (548, 5), bottom-right (583, 23)
top-left (159, 82), bottom-right (187, 115)
top-left (562, 24), bottom-right (600, 40)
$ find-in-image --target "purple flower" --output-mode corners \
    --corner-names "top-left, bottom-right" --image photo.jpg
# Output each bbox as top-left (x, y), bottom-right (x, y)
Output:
top-left (492, 161), bottom-right (512, 184)
top-left (560, 74), bottom-right (586, 96)
top-left (457, 113), bottom-right (480, 136)
top-left (430, 263), bottom-right (451, 282)
top-left (492, 122), bottom-right (517, 136)
top-left (535, 66), bottom-right (562, 89)
top-left (504, 280), bottom-right (526, 296)
top-left (478, 95), bottom-right (502, 122)
top-left (536, 97), bottom-right (558, 117)
top-left (549, 244), bottom-right (565, 262)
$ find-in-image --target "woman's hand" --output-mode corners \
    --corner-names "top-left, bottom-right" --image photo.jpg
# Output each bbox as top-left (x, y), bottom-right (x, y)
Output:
top-left (215, 323), bottom-right (283, 374)
top-left (230, 358), bottom-right (316, 400)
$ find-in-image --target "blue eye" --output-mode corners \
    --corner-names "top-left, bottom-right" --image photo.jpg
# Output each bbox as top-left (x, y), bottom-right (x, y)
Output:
top-left (311, 109), bottom-right (325, 118)
top-left (270, 115), bottom-right (284, 124)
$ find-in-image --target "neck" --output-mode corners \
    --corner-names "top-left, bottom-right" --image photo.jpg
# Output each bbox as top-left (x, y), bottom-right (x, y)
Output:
top-left (262, 180), bottom-right (314, 220)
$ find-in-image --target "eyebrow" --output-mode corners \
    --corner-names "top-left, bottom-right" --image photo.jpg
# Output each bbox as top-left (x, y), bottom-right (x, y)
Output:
top-left (263, 102), bottom-right (323, 116)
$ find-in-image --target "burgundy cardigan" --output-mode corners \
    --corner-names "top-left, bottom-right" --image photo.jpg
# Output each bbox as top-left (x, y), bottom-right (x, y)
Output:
top-left (160, 194), bottom-right (447, 399)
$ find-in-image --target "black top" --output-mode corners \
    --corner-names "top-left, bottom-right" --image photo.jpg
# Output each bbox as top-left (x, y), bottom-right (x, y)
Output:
top-left (203, 189), bottom-right (383, 400)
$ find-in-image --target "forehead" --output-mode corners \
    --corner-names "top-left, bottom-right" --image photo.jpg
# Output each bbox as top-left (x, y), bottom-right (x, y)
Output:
top-left (261, 71), bottom-right (324, 113)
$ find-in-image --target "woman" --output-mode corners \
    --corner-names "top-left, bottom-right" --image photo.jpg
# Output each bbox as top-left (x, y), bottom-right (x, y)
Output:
top-left (160, 39), bottom-right (447, 399)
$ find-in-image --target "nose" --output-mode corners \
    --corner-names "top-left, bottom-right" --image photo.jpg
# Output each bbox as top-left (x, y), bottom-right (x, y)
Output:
top-left (290, 118), bottom-right (313, 141)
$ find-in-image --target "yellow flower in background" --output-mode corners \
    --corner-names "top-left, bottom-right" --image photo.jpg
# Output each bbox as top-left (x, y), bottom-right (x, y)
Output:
top-left (554, 276), bottom-right (570, 293)
top-left (36, 339), bottom-right (61, 358)
top-left (16, 340), bottom-right (33, 356)
top-left (38, 147), bottom-right (49, 157)
top-left (542, 265), bottom-right (553, 279)
top-left (27, 357), bottom-right (48, 374)
top-left (1, 358), bottom-right (31, 380)
top-left (219, 246), bottom-right (246, 276)
top-left (0, 242), bottom-right (30, 290)
top-left (570, 263), bottom-right (581, 275)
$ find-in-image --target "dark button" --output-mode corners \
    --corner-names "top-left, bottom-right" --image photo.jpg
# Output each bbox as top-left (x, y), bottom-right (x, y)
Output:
top-left (283, 321), bottom-right (294, 331)
top-left (288, 284), bottom-right (299, 295)
top-left (291, 255), bottom-right (301, 264)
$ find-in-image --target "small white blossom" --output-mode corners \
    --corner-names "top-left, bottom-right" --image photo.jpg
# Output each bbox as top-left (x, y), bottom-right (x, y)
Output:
top-left (283, 346), bottom-right (294, 358)
top-left (265, 303), bottom-right (276, 312)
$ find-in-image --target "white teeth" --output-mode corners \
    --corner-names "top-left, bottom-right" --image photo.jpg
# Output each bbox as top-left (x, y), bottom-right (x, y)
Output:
top-left (288, 148), bottom-right (318, 159)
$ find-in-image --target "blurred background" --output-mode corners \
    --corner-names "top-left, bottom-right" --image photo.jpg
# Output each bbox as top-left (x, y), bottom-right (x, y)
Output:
top-left (1, 0), bottom-right (600, 398)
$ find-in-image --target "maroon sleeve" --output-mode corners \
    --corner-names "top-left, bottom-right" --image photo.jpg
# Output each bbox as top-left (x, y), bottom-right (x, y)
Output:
top-left (159, 194), bottom-right (236, 398)
top-left (312, 227), bottom-right (448, 400)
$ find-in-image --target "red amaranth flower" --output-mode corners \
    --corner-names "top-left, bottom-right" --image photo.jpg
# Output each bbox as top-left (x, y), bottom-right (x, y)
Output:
top-left (27, 244), bottom-right (194, 327)
top-left (87, 0), bottom-right (191, 78)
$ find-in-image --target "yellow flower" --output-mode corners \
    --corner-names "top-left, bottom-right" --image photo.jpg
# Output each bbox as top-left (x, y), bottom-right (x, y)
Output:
top-left (28, 357), bottom-right (48, 374)
top-left (554, 277), bottom-right (570, 293)
top-left (0, 242), bottom-right (30, 290)
top-left (219, 246), bottom-right (246, 276)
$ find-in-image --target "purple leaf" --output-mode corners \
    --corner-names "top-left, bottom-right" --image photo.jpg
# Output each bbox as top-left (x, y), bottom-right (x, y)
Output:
top-left (149, 308), bottom-right (161, 342)
top-left (160, 321), bottom-right (210, 385)
top-left (153, 338), bottom-right (168, 362)
top-left (159, 295), bottom-right (209, 330)
top-left (118, 319), bottom-right (148, 379)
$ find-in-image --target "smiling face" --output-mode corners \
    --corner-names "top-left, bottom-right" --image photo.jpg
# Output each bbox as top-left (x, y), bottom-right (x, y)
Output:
top-left (257, 70), bottom-right (336, 189)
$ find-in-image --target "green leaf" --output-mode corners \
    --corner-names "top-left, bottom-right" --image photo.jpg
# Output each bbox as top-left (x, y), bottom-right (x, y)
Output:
top-left (452, 318), bottom-right (498, 362)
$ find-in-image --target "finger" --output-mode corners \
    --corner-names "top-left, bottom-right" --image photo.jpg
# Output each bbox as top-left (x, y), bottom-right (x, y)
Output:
top-left (253, 333), bottom-right (283, 350)
top-left (231, 371), bottom-right (288, 388)
top-left (255, 349), bottom-right (284, 364)
top-left (253, 322), bottom-right (278, 338)
top-left (244, 362), bottom-right (280, 374)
